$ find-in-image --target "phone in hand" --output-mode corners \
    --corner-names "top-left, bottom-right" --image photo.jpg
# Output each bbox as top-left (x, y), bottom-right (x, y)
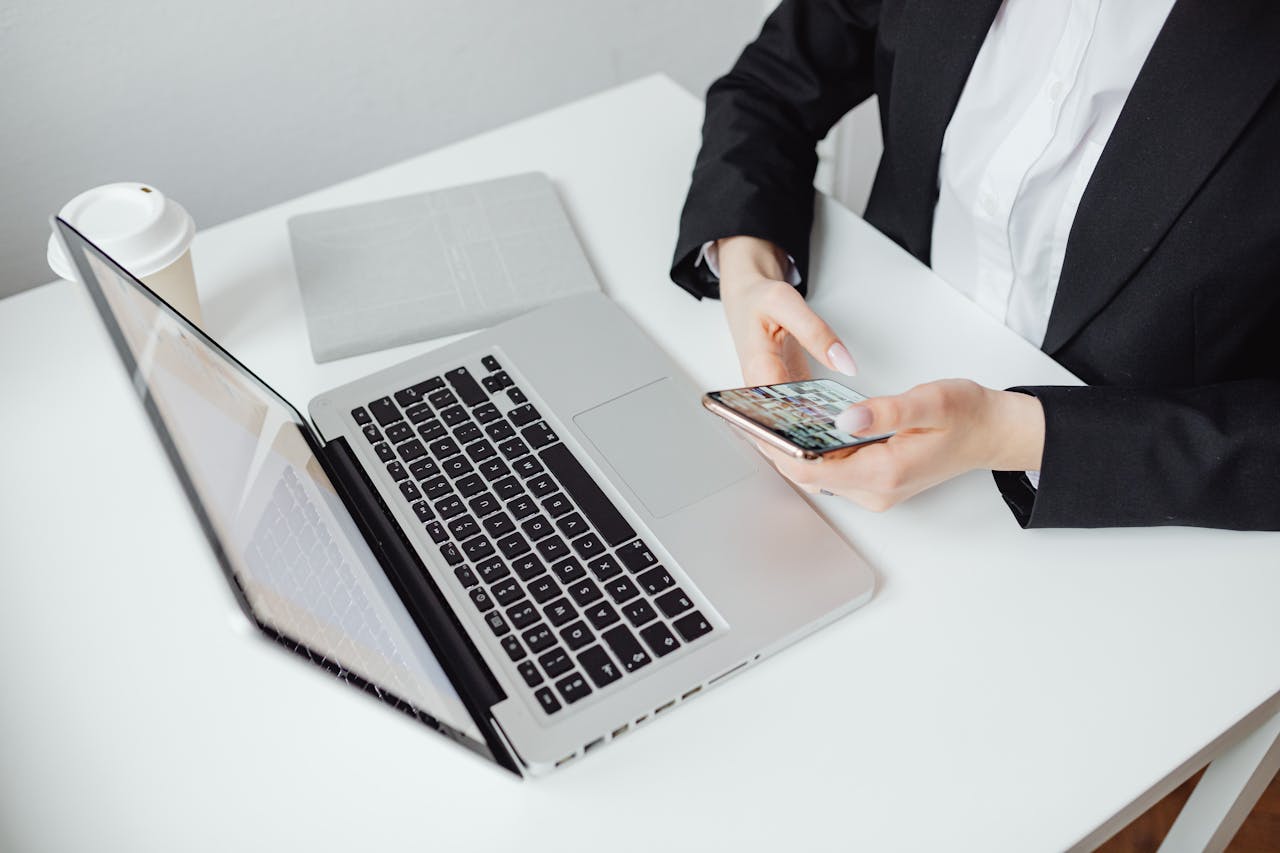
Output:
top-left (702, 378), bottom-right (893, 460)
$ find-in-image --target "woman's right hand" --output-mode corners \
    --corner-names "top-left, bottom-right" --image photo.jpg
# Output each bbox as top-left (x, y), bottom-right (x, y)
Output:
top-left (716, 235), bottom-right (859, 386)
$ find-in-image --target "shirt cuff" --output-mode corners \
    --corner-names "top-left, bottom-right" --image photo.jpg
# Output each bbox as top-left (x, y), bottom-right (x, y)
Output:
top-left (697, 241), bottom-right (802, 287)
top-left (1025, 470), bottom-right (1041, 489)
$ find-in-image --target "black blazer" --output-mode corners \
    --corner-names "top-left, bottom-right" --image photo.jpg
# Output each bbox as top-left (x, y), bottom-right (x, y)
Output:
top-left (671, 0), bottom-right (1280, 530)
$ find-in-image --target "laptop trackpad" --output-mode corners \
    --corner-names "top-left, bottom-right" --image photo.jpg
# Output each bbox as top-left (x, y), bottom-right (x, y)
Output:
top-left (573, 378), bottom-right (754, 518)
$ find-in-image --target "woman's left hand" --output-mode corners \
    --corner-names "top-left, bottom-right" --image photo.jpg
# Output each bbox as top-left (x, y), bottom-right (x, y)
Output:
top-left (749, 379), bottom-right (1046, 511)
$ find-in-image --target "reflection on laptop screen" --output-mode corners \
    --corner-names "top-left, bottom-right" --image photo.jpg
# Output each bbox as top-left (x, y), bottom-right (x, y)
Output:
top-left (68, 228), bottom-right (482, 743)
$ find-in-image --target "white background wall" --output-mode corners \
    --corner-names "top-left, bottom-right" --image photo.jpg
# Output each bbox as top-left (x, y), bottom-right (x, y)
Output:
top-left (0, 0), bottom-right (776, 299)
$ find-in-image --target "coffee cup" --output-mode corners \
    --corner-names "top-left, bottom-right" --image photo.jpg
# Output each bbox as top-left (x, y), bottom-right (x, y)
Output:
top-left (48, 182), bottom-right (201, 324)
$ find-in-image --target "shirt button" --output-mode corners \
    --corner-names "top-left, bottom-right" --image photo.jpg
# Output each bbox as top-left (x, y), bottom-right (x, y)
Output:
top-left (979, 190), bottom-right (997, 217)
top-left (1048, 79), bottom-right (1064, 101)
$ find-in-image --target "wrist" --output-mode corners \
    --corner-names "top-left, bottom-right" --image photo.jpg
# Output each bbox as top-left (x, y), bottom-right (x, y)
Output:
top-left (983, 389), bottom-right (1045, 472)
top-left (716, 235), bottom-right (789, 284)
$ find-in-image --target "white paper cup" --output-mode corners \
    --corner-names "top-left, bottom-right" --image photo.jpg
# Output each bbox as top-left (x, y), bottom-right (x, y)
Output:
top-left (49, 182), bottom-right (201, 324)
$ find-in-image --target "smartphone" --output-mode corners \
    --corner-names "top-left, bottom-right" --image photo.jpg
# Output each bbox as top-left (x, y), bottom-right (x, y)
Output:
top-left (702, 378), bottom-right (893, 460)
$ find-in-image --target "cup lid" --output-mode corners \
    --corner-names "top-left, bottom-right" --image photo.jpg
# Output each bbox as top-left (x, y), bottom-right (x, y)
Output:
top-left (48, 182), bottom-right (195, 279)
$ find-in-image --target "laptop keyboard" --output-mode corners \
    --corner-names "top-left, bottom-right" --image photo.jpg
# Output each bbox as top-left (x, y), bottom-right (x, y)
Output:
top-left (351, 354), bottom-right (715, 716)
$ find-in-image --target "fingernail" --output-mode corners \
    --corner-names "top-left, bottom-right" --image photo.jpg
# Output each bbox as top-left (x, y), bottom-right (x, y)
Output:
top-left (836, 405), bottom-right (872, 435)
top-left (827, 342), bottom-right (858, 376)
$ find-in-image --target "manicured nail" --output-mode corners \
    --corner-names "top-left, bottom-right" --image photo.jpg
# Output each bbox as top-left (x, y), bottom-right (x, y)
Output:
top-left (836, 405), bottom-right (872, 435)
top-left (827, 342), bottom-right (858, 376)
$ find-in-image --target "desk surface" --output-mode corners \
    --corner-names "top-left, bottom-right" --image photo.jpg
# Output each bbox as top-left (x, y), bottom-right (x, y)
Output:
top-left (2, 76), bottom-right (1278, 853)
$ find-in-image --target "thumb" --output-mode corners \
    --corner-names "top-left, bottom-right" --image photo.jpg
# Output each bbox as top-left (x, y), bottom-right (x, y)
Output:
top-left (835, 388), bottom-right (938, 436)
top-left (768, 287), bottom-right (858, 376)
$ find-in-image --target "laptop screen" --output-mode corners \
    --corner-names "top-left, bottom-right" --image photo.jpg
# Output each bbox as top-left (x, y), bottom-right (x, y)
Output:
top-left (56, 219), bottom-right (483, 744)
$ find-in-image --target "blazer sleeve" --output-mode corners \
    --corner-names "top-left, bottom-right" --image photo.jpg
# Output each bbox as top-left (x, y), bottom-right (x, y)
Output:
top-left (670, 0), bottom-right (882, 300)
top-left (992, 381), bottom-right (1280, 530)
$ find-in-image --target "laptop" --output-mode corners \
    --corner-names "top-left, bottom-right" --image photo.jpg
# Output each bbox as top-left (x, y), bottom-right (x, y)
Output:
top-left (54, 216), bottom-right (875, 775)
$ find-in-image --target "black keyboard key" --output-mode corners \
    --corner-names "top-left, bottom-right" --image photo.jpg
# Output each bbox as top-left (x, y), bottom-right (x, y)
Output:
top-left (560, 620), bottom-right (594, 651)
top-left (571, 533), bottom-right (605, 560)
top-left (411, 500), bottom-right (434, 522)
top-left (551, 558), bottom-right (587, 585)
top-left (362, 424), bottom-right (382, 444)
top-left (507, 494), bottom-right (538, 520)
top-left (440, 405), bottom-right (469, 427)
top-left (556, 513), bottom-right (589, 539)
top-left (517, 660), bottom-right (543, 687)
top-left (469, 587), bottom-right (494, 612)
top-left (398, 481), bottom-right (422, 502)
top-left (396, 439), bottom-right (427, 462)
top-left (474, 402), bottom-right (501, 424)
top-left (534, 686), bottom-right (561, 714)
top-left (587, 554), bottom-right (623, 582)
top-left (619, 540), bottom-right (659, 573)
top-left (441, 456), bottom-right (474, 479)
top-left (417, 376), bottom-right (445, 394)
top-left (466, 440), bottom-right (497, 462)
top-left (536, 535), bottom-right (570, 563)
top-left (621, 598), bottom-right (658, 627)
top-left (439, 542), bottom-right (464, 566)
top-left (527, 473), bottom-right (557, 498)
top-left (351, 407), bottom-right (372, 425)
top-left (522, 422), bottom-right (558, 449)
top-left (637, 566), bottom-right (675, 597)
top-left (405, 402), bottom-right (433, 424)
top-left (491, 577), bottom-right (524, 606)
top-left (429, 437), bottom-right (460, 459)
top-left (374, 442), bottom-right (395, 462)
top-left (395, 386), bottom-right (424, 408)
top-left (521, 515), bottom-right (554, 542)
top-left (485, 610), bottom-right (509, 637)
top-left (527, 574), bottom-right (558, 603)
top-left (369, 397), bottom-right (401, 426)
top-left (640, 622), bottom-right (681, 658)
top-left (475, 556), bottom-right (508, 584)
top-left (483, 512), bottom-right (516, 538)
top-left (507, 601), bottom-right (539, 630)
top-left (385, 421), bottom-right (414, 444)
top-left (446, 366), bottom-right (488, 407)
top-left (482, 374), bottom-right (504, 394)
top-left (418, 419), bottom-right (446, 442)
top-left (584, 600), bottom-right (620, 630)
top-left (555, 672), bottom-right (592, 705)
top-left (481, 355), bottom-right (502, 372)
top-left (428, 388), bottom-right (457, 409)
top-left (497, 532), bottom-right (531, 559)
top-left (468, 492), bottom-right (501, 518)
top-left (656, 588), bottom-right (694, 618)
top-left (673, 610), bottom-right (713, 642)
top-left (512, 455), bottom-right (544, 479)
top-left (578, 644), bottom-right (622, 688)
top-left (387, 461), bottom-right (408, 482)
top-left (409, 457), bottom-right (440, 481)
top-left (434, 496), bottom-right (465, 520)
top-left (512, 554), bottom-right (547, 582)
top-left (493, 476), bottom-right (523, 501)
top-left (423, 476), bottom-right (452, 501)
top-left (491, 370), bottom-right (512, 388)
top-left (603, 625), bottom-right (651, 673)
top-left (455, 473), bottom-right (485, 497)
top-left (499, 437), bottom-right (530, 460)
top-left (509, 403), bottom-right (541, 427)
top-left (567, 578), bottom-right (603, 607)
top-left (462, 536), bottom-right (495, 562)
top-left (522, 623), bottom-right (556, 654)
top-left (453, 422), bottom-right (482, 444)
top-left (453, 565), bottom-right (478, 588)
top-left (424, 521), bottom-right (448, 544)
top-left (540, 442), bottom-right (637, 547)
top-left (543, 597), bottom-right (577, 627)
top-left (501, 635), bottom-right (526, 662)
top-left (507, 387), bottom-right (527, 405)
top-left (604, 576), bottom-right (640, 604)
top-left (538, 647), bottom-right (573, 678)
top-left (541, 493), bottom-right (572, 519)
top-left (485, 420), bottom-right (515, 442)
top-left (448, 514), bottom-right (480, 541)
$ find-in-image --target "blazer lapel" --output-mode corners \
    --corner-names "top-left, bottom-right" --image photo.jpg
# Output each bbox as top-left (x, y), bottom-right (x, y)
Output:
top-left (1042, 0), bottom-right (1280, 355)
top-left (884, 0), bottom-right (1004, 259)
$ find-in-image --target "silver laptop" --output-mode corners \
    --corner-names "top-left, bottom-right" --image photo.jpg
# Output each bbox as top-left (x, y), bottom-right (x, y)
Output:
top-left (55, 216), bottom-right (875, 776)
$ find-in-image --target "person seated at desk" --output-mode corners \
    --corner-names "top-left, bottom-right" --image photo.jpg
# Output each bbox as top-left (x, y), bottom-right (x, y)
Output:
top-left (670, 0), bottom-right (1280, 530)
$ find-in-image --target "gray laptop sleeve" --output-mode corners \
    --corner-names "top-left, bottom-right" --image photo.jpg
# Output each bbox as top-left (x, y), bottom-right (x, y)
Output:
top-left (287, 172), bottom-right (601, 362)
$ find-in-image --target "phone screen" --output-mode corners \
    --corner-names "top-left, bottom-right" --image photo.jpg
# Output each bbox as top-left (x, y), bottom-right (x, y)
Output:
top-left (708, 379), bottom-right (890, 452)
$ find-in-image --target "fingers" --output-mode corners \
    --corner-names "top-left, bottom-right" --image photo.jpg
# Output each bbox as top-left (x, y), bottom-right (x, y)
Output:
top-left (765, 286), bottom-right (858, 376)
top-left (835, 383), bottom-right (950, 436)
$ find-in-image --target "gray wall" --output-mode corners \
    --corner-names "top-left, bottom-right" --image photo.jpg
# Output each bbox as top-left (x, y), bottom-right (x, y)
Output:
top-left (0, 0), bottom-right (766, 299)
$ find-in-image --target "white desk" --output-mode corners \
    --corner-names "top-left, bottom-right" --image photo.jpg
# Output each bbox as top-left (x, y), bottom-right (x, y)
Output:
top-left (2, 76), bottom-right (1278, 853)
